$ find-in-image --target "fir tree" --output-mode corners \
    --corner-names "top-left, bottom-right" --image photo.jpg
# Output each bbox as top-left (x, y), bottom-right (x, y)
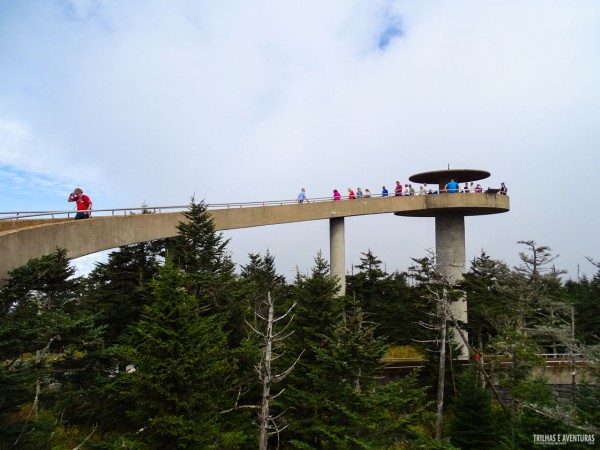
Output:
top-left (347, 249), bottom-right (417, 344)
top-left (280, 251), bottom-right (345, 448)
top-left (459, 251), bottom-right (511, 350)
top-left (167, 198), bottom-right (246, 346)
top-left (240, 250), bottom-right (289, 327)
top-left (448, 368), bottom-right (499, 450)
top-left (0, 249), bottom-right (103, 449)
top-left (167, 198), bottom-right (235, 290)
top-left (570, 266), bottom-right (600, 345)
top-left (307, 297), bottom-right (388, 448)
top-left (61, 241), bottom-right (163, 436)
top-left (128, 262), bottom-right (236, 449)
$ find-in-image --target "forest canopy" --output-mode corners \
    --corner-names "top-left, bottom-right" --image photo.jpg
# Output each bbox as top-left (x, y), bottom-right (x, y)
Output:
top-left (1, 201), bottom-right (598, 449)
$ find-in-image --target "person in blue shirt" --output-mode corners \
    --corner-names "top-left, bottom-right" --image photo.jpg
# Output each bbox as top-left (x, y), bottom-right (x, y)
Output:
top-left (297, 188), bottom-right (309, 203)
top-left (445, 179), bottom-right (459, 193)
top-left (382, 186), bottom-right (389, 197)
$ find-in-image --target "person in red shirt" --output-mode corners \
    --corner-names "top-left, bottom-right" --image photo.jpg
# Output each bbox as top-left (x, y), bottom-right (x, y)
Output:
top-left (394, 181), bottom-right (402, 196)
top-left (68, 187), bottom-right (92, 220)
top-left (347, 188), bottom-right (356, 199)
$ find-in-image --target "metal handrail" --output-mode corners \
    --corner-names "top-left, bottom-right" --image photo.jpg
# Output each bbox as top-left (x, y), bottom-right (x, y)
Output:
top-left (0, 190), bottom-right (506, 221)
top-left (0, 195), bottom-right (357, 220)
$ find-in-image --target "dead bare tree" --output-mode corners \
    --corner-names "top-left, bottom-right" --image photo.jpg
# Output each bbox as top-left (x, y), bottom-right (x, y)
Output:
top-left (413, 252), bottom-right (508, 442)
top-left (245, 292), bottom-right (304, 450)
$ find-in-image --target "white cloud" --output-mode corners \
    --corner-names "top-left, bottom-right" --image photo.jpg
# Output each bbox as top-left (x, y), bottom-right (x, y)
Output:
top-left (1, 0), bottom-right (600, 278)
top-left (0, 120), bottom-right (29, 163)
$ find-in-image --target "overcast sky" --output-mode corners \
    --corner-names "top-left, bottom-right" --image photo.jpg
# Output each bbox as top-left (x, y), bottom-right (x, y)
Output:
top-left (1, 1), bottom-right (599, 280)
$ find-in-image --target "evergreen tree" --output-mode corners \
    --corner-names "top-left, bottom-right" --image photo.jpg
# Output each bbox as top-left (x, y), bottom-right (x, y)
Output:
top-left (306, 297), bottom-right (388, 448)
top-left (570, 265), bottom-right (600, 344)
top-left (235, 252), bottom-right (293, 444)
top-left (85, 240), bottom-right (162, 346)
top-left (59, 241), bottom-right (163, 438)
top-left (346, 249), bottom-right (417, 344)
top-left (0, 249), bottom-right (103, 449)
top-left (128, 262), bottom-right (238, 449)
top-left (448, 368), bottom-right (499, 450)
top-left (240, 250), bottom-right (289, 327)
top-left (368, 373), bottom-right (455, 449)
top-left (460, 251), bottom-right (511, 350)
top-left (576, 382), bottom-right (600, 431)
top-left (167, 198), bottom-right (246, 347)
top-left (167, 198), bottom-right (235, 294)
top-left (280, 251), bottom-right (345, 448)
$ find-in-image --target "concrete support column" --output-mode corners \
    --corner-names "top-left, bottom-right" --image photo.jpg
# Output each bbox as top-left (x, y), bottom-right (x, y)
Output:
top-left (435, 212), bottom-right (466, 281)
top-left (329, 217), bottom-right (346, 297)
top-left (435, 212), bottom-right (468, 358)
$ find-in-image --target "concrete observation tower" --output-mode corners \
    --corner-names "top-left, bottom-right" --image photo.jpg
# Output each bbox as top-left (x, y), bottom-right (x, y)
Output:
top-left (394, 168), bottom-right (509, 358)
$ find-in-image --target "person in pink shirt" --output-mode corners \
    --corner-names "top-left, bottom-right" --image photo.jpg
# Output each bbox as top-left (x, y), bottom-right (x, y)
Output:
top-left (333, 189), bottom-right (341, 200)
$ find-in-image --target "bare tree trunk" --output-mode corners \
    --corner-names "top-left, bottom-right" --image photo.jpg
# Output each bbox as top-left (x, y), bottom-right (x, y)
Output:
top-left (258, 293), bottom-right (275, 450)
top-left (29, 348), bottom-right (45, 422)
top-left (436, 287), bottom-right (448, 441)
top-left (571, 305), bottom-right (577, 403)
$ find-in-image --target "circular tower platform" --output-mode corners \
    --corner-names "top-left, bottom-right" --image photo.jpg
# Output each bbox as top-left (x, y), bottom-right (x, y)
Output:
top-left (409, 168), bottom-right (490, 186)
top-left (396, 168), bottom-right (508, 217)
top-left (399, 168), bottom-right (509, 359)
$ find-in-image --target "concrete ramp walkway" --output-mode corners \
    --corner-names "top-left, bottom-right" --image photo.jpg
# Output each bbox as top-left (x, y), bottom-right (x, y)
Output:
top-left (0, 193), bottom-right (508, 282)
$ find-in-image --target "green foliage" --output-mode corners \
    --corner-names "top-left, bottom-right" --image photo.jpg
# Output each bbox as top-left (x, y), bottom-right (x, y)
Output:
top-left (167, 198), bottom-right (235, 282)
top-left (85, 240), bottom-right (162, 346)
top-left (281, 252), bottom-right (346, 447)
top-left (366, 372), bottom-right (443, 448)
top-left (288, 251), bottom-right (344, 357)
top-left (448, 368), bottom-right (499, 450)
top-left (128, 261), bottom-right (235, 449)
top-left (576, 382), bottom-right (600, 430)
top-left (569, 268), bottom-right (600, 345)
top-left (168, 198), bottom-right (247, 348)
top-left (347, 250), bottom-right (420, 345)
top-left (240, 250), bottom-right (291, 332)
top-left (283, 281), bottom-right (441, 449)
top-left (460, 251), bottom-right (511, 349)
top-left (58, 242), bottom-right (163, 434)
top-left (0, 249), bottom-right (104, 449)
top-left (1, 229), bottom-right (599, 449)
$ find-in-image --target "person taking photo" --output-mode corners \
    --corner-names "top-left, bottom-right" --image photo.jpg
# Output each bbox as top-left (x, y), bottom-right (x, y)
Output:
top-left (68, 187), bottom-right (92, 220)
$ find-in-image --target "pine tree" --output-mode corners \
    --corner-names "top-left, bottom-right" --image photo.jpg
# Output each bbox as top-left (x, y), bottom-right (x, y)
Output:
top-left (346, 249), bottom-right (417, 344)
top-left (280, 251), bottom-right (345, 448)
top-left (128, 262), bottom-right (236, 449)
top-left (570, 266), bottom-right (600, 344)
top-left (85, 240), bottom-right (162, 346)
top-left (167, 198), bottom-right (246, 346)
top-left (367, 373), bottom-right (452, 449)
top-left (240, 250), bottom-right (289, 327)
top-left (448, 368), bottom-right (499, 450)
top-left (167, 198), bottom-right (235, 292)
top-left (60, 241), bottom-right (163, 437)
top-left (459, 251), bottom-right (511, 351)
top-left (0, 249), bottom-right (103, 449)
top-left (307, 297), bottom-right (388, 448)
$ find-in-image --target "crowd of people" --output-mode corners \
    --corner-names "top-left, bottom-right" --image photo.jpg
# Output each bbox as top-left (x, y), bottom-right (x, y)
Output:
top-left (297, 180), bottom-right (507, 203)
top-left (67, 181), bottom-right (507, 218)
